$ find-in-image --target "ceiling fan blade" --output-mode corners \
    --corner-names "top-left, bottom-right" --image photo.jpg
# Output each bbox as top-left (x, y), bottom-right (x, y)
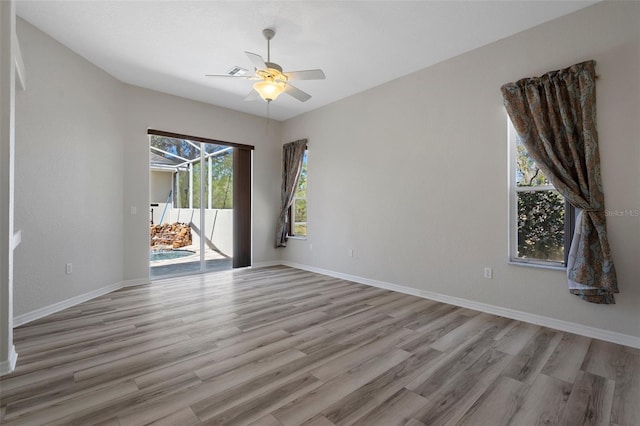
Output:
top-left (244, 89), bottom-right (261, 102)
top-left (284, 83), bottom-right (312, 102)
top-left (285, 69), bottom-right (326, 81)
top-left (245, 51), bottom-right (267, 70)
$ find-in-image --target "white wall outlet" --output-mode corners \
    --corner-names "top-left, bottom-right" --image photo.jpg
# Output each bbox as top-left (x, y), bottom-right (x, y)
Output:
top-left (66, 263), bottom-right (73, 274)
top-left (484, 267), bottom-right (493, 279)
top-left (130, 206), bottom-right (137, 215)
top-left (348, 249), bottom-right (354, 257)
top-left (309, 243), bottom-right (313, 251)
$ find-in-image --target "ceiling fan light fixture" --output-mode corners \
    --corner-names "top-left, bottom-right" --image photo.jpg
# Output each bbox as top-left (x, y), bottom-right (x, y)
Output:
top-left (253, 79), bottom-right (285, 102)
top-left (207, 28), bottom-right (324, 104)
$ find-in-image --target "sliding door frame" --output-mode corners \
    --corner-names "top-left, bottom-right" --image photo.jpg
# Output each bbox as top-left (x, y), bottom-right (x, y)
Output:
top-left (148, 129), bottom-right (254, 270)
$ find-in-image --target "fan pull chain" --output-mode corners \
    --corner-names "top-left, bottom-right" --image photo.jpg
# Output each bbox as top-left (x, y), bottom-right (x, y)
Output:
top-left (266, 102), bottom-right (271, 135)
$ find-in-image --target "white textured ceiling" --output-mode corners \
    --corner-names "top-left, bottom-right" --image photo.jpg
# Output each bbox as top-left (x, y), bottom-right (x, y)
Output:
top-left (16, 1), bottom-right (596, 121)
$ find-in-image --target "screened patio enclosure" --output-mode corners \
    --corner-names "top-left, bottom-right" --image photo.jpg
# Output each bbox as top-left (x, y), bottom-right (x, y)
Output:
top-left (149, 134), bottom-right (235, 277)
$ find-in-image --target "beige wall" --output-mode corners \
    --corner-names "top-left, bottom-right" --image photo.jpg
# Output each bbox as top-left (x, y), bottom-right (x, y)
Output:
top-left (281, 1), bottom-right (640, 341)
top-left (14, 18), bottom-right (126, 316)
top-left (13, 19), bottom-right (283, 317)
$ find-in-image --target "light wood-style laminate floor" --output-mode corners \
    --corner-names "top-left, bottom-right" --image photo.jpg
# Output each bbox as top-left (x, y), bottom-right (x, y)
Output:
top-left (1, 266), bottom-right (638, 425)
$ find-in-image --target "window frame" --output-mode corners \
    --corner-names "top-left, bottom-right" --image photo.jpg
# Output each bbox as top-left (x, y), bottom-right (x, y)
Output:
top-left (287, 149), bottom-right (307, 238)
top-left (507, 118), bottom-right (575, 268)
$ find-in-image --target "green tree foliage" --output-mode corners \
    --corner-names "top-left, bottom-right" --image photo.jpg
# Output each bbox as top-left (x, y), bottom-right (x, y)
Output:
top-left (174, 154), bottom-right (233, 209)
top-left (515, 138), bottom-right (565, 262)
top-left (150, 135), bottom-right (233, 209)
top-left (293, 153), bottom-right (307, 235)
top-left (516, 144), bottom-right (549, 186)
top-left (150, 136), bottom-right (199, 161)
top-left (209, 152), bottom-right (233, 209)
top-left (517, 191), bottom-right (565, 261)
top-left (295, 155), bottom-right (307, 217)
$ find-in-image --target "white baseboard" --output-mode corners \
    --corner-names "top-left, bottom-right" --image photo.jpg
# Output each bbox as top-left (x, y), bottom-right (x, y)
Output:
top-left (122, 278), bottom-right (151, 288)
top-left (251, 260), bottom-right (284, 268)
top-left (0, 344), bottom-right (18, 376)
top-left (282, 261), bottom-right (640, 349)
top-left (11, 265), bottom-right (272, 328)
top-left (12, 262), bottom-right (638, 349)
top-left (11, 264), bottom-right (274, 328)
top-left (14, 281), bottom-right (123, 327)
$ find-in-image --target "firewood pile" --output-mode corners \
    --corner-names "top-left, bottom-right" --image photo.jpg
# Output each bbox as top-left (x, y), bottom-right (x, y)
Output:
top-left (150, 222), bottom-right (192, 249)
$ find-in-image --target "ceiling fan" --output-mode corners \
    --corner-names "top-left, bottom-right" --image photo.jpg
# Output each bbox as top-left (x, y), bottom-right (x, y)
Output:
top-left (206, 28), bottom-right (325, 103)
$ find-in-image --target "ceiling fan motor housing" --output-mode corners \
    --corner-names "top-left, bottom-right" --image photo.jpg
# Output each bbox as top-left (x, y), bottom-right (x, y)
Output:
top-left (263, 28), bottom-right (275, 41)
top-left (265, 62), bottom-right (283, 74)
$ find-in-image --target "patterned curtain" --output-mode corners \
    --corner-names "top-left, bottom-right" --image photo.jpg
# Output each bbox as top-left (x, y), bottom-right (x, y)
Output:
top-left (275, 139), bottom-right (307, 248)
top-left (501, 60), bottom-right (618, 304)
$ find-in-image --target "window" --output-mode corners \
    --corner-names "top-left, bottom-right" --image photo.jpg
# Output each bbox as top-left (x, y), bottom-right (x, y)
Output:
top-left (288, 150), bottom-right (307, 237)
top-left (508, 118), bottom-right (574, 267)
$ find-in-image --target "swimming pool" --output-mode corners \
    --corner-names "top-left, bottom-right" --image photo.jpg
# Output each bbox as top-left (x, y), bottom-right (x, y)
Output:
top-left (149, 249), bottom-right (195, 262)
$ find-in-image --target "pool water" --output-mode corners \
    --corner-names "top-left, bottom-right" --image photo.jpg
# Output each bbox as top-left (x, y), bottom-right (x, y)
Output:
top-left (150, 249), bottom-right (196, 262)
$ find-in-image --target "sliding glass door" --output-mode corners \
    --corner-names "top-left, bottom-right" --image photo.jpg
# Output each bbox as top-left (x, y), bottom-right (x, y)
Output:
top-left (149, 131), bottom-right (252, 278)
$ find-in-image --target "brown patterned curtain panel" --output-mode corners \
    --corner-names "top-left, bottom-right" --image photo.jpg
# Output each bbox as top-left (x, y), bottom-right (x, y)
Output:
top-left (275, 139), bottom-right (308, 248)
top-left (501, 60), bottom-right (618, 304)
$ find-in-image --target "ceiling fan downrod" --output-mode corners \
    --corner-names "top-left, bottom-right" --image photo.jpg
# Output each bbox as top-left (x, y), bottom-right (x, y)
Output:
top-left (263, 28), bottom-right (275, 63)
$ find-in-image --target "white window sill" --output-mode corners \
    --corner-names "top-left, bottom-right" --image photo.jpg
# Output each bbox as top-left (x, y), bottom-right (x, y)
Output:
top-left (287, 235), bottom-right (308, 241)
top-left (508, 260), bottom-right (566, 271)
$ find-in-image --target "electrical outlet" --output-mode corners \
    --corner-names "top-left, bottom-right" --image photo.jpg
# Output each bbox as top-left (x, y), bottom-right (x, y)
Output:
top-left (309, 243), bottom-right (313, 251)
top-left (484, 267), bottom-right (493, 279)
top-left (66, 263), bottom-right (73, 274)
top-left (130, 206), bottom-right (137, 215)
top-left (348, 249), bottom-right (354, 257)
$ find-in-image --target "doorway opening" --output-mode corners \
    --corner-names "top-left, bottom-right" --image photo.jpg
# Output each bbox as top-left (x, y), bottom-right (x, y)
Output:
top-left (148, 130), bottom-right (252, 278)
